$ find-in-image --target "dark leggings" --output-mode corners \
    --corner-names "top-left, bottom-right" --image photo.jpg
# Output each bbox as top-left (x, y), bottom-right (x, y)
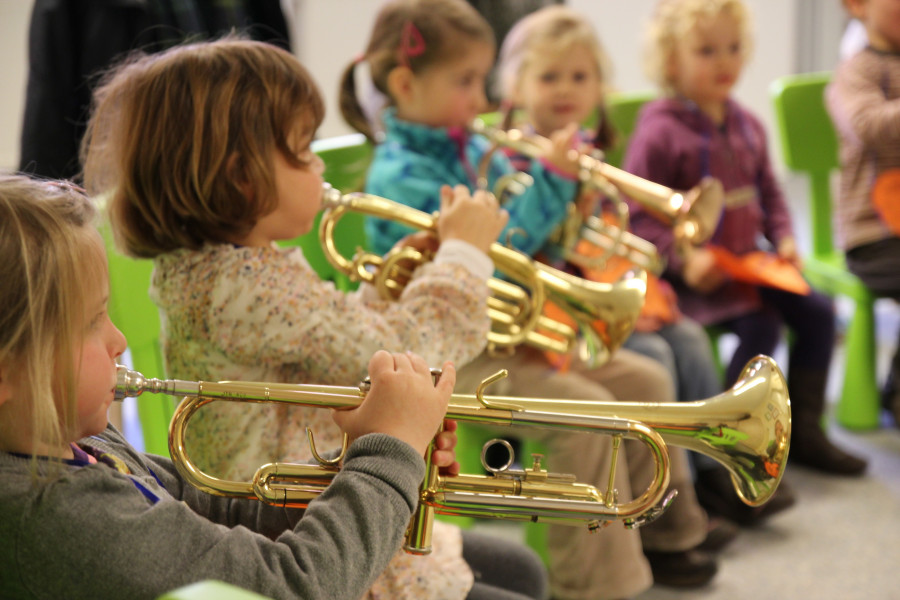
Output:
top-left (462, 530), bottom-right (548, 600)
top-left (718, 287), bottom-right (835, 386)
top-left (846, 237), bottom-right (900, 386)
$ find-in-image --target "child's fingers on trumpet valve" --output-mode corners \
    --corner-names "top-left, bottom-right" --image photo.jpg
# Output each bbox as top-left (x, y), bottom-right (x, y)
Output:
top-left (433, 418), bottom-right (461, 475)
top-left (437, 184), bottom-right (509, 252)
top-left (332, 351), bottom-right (456, 456)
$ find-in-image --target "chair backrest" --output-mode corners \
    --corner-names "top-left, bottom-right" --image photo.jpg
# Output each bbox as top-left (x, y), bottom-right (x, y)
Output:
top-left (604, 90), bottom-right (657, 168)
top-left (280, 133), bottom-right (374, 291)
top-left (100, 222), bottom-right (173, 456)
top-left (769, 72), bottom-right (838, 257)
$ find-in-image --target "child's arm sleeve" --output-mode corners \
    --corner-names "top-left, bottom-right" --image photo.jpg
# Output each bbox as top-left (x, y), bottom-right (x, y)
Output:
top-left (364, 153), bottom-right (455, 255)
top-left (830, 61), bottom-right (900, 150)
top-left (15, 434), bottom-right (424, 600)
top-left (210, 252), bottom-right (490, 382)
top-left (487, 152), bottom-right (577, 256)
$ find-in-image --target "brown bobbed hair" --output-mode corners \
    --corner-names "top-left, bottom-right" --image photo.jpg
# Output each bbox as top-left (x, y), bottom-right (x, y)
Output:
top-left (81, 37), bottom-right (325, 258)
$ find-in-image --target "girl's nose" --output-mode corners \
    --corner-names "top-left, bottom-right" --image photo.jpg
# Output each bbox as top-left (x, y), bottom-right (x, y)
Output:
top-left (111, 324), bottom-right (128, 359)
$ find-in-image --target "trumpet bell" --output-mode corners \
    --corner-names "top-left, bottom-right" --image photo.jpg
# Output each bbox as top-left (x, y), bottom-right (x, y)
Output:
top-left (668, 176), bottom-right (725, 247)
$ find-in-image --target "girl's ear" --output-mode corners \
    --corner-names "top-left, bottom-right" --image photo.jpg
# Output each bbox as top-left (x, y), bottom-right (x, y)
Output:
top-left (665, 52), bottom-right (679, 90)
top-left (226, 152), bottom-right (254, 201)
top-left (386, 66), bottom-right (416, 106)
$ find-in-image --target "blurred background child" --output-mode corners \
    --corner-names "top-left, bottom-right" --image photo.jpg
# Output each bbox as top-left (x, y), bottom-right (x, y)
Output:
top-left (827, 0), bottom-right (900, 428)
top-left (626, 0), bottom-right (867, 475)
top-left (0, 173), bottom-right (459, 599)
top-left (341, 1), bottom-right (725, 597)
top-left (81, 37), bottom-right (547, 600)
top-left (495, 3), bottom-right (794, 530)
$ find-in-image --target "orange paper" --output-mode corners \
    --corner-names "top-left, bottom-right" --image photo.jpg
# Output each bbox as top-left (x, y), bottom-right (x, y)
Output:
top-left (872, 168), bottom-right (900, 235)
top-left (707, 246), bottom-right (810, 295)
top-left (575, 240), bottom-right (678, 326)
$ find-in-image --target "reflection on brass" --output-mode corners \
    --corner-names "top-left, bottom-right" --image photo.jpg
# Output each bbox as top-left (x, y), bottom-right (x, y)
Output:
top-left (116, 355), bottom-right (790, 555)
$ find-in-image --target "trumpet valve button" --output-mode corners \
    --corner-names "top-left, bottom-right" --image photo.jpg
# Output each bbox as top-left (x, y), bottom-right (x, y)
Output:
top-left (587, 520), bottom-right (606, 533)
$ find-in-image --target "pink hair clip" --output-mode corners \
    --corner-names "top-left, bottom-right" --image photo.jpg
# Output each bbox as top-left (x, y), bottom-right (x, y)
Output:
top-left (398, 20), bottom-right (426, 68)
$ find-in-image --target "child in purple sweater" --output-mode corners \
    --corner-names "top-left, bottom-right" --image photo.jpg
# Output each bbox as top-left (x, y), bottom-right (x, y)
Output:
top-left (625, 0), bottom-right (866, 476)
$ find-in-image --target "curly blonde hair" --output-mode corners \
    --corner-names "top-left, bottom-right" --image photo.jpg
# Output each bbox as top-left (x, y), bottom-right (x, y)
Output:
top-left (643, 0), bottom-right (754, 95)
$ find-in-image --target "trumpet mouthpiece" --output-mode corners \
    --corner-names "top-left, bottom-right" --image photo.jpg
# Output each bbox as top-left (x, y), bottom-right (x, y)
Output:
top-left (114, 365), bottom-right (200, 401)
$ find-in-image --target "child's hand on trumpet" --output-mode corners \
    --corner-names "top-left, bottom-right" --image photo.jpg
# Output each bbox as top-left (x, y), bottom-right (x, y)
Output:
top-left (545, 122), bottom-right (583, 178)
top-left (683, 246), bottom-right (728, 294)
top-left (332, 350), bottom-right (457, 461)
top-left (436, 184), bottom-right (508, 253)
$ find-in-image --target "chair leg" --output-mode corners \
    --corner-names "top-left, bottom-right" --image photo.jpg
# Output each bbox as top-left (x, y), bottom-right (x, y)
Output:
top-left (836, 300), bottom-right (881, 430)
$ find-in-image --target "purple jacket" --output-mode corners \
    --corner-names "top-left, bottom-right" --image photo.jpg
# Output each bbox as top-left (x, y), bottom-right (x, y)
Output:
top-left (624, 98), bottom-right (794, 325)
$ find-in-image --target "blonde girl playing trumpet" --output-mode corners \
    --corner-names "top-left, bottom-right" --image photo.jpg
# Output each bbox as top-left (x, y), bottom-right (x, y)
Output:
top-left (0, 173), bottom-right (461, 599)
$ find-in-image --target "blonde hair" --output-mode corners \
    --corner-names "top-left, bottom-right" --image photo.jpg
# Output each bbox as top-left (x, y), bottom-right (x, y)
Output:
top-left (644, 0), bottom-right (754, 95)
top-left (0, 174), bottom-right (105, 463)
top-left (81, 37), bottom-right (325, 258)
top-left (339, 0), bottom-right (495, 143)
top-left (495, 5), bottom-right (615, 149)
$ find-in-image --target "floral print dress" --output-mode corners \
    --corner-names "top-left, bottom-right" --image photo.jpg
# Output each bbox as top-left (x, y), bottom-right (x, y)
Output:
top-left (151, 243), bottom-right (490, 600)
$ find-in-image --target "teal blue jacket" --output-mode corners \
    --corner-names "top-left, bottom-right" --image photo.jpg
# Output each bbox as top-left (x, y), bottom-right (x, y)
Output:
top-left (365, 109), bottom-right (578, 256)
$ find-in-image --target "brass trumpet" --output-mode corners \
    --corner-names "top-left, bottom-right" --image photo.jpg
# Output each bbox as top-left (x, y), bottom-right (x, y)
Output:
top-left (318, 184), bottom-right (647, 366)
top-left (471, 119), bottom-right (724, 263)
top-left (116, 355), bottom-right (790, 555)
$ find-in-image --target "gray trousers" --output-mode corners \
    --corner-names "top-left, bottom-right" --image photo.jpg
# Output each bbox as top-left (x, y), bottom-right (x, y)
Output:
top-left (456, 347), bottom-right (708, 600)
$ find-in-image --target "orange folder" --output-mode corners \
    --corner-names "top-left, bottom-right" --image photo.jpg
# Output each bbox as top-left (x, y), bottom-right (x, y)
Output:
top-left (872, 168), bottom-right (900, 235)
top-left (707, 245), bottom-right (810, 296)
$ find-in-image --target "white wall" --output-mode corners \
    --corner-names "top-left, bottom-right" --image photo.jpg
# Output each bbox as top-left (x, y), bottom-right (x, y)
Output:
top-left (1, 0), bottom-right (847, 172)
top-left (294, 0), bottom-right (799, 142)
top-left (0, 0), bottom-right (33, 170)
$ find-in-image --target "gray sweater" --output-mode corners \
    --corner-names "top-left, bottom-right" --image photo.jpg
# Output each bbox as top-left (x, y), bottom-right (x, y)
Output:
top-left (0, 426), bottom-right (425, 599)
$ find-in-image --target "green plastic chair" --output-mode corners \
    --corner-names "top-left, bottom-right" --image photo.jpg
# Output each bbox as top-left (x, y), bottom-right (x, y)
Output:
top-left (157, 580), bottom-right (271, 600)
top-left (280, 133), bottom-right (373, 291)
top-left (604, 90), bottom-right (657, 168)
top-left (100, 220), bottom-right (174, 456)
top-left (770, 71), bottom-right (880, 430)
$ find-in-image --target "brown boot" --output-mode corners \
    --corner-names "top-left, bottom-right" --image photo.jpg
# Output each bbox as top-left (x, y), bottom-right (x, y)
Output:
top-left (788, 368), bottom-right (868, 476)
